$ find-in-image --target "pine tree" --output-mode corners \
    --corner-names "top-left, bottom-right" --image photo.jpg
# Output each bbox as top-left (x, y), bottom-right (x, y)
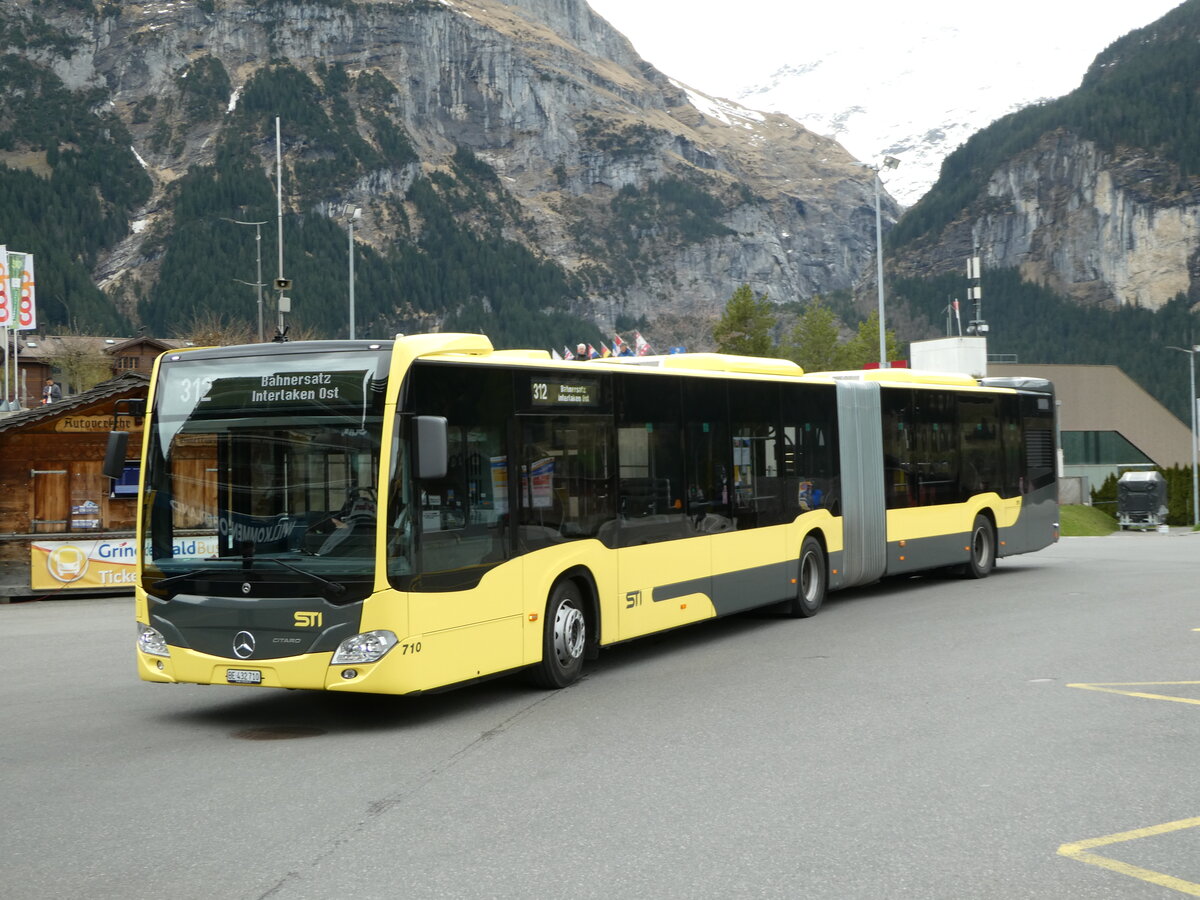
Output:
top-left (836, 311), bottom-right (902, 369)
top-left (713, 284), bottom-right (775, 357)
top-left (782, 296), bottom-right (840, 372)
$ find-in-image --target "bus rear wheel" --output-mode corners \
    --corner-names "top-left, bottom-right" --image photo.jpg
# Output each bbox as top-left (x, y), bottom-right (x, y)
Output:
top-left (785, 535), bottom-right (826, 618)
top-left (964, 514), bottom-right (995, 579)
top-left (529, 580), bottom-right (587, 689)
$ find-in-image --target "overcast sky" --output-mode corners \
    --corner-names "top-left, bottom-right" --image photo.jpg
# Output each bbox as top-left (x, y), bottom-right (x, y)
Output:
top-left (585, 0), bottom-right (1184, 102)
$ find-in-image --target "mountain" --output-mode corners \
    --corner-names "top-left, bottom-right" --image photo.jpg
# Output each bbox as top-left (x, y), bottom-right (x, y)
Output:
top-left (730, 5), bottom-right (1182, 210)
top-left (881, 0), bottom-right (1200, 420)
top-left (736, 28), bottom-right (1043, 209)
top-left (0, 0), bottom-right (897, 348)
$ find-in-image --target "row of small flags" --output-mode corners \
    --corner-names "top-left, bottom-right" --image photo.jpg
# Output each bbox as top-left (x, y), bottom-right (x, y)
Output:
top-left (552, 330), bottom-right (654, 360)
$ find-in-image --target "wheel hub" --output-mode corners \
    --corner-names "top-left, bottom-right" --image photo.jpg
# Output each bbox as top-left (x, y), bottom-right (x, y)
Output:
top-left (553, 602), bottom-right (585, 664)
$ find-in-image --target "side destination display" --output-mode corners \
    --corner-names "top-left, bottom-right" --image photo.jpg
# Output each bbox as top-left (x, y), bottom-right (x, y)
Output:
top-left (530, 377), bottom-right (600, 407)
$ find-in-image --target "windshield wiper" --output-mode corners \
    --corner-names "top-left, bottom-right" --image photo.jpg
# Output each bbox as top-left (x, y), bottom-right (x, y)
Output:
top-left (152, 557), bottom-right (345, 597)
top-left (253, 557), bottom-right (347, 596)
top-left (153, 568), bottom-right (208, 590)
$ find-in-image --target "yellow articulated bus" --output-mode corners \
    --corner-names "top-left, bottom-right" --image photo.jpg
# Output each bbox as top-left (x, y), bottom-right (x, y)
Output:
top-left (113, 333), bottom-right (1057, 694)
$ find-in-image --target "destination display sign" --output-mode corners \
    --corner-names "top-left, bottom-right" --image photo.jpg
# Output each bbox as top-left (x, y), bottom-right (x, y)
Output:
top-left (530, 377), bottom-right (600, 407)
top-left (165, 369), bottom-right (375, 417)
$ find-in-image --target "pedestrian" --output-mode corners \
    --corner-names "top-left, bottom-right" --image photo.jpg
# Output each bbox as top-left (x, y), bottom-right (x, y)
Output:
top-left (42, 378), bottom-right (61, 404)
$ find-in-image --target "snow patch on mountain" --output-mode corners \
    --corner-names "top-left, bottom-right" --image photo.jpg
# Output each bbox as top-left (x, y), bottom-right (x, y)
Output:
top-left (735, 27), bottom-right (1059, 207)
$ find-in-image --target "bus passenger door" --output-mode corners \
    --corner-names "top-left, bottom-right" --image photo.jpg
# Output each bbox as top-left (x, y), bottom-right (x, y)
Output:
top-left (614, 381), bottom-right (713, 640)
top-left (710, 419), bottom-right (787, 613)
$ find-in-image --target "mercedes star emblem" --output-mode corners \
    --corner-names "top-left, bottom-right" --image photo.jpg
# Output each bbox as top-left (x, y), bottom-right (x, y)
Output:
top-left (233, 631), bottom-right (256, 659)
top-left (241, 582), bottom-right (252, 594)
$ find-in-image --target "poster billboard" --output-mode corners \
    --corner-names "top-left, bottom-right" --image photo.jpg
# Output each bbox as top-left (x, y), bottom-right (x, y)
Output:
top-left (30, 536), bottom-right (219, 591)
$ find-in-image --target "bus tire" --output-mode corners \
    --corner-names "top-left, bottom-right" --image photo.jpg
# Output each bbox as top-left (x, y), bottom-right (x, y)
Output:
top-left (785, 535), bottom-right (827, 618)
top-left (529, 580), bottom-right (587, 689)
top-left (964, 514), bottom-right (995, 579)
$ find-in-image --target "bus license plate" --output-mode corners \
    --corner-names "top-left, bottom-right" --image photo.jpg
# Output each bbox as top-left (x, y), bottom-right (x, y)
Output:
top-left (226, 669), bottom-right (262, 685)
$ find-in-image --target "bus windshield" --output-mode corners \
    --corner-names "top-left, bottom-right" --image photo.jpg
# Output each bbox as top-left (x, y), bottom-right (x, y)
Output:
top-left (143, 347), bottom-right (391, 601)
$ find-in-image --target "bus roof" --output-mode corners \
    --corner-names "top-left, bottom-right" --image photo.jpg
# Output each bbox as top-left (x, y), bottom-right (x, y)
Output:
top-left (591, 353), bottom-right (805, 378)
top-left (821, 368), bottom-right (981, 387)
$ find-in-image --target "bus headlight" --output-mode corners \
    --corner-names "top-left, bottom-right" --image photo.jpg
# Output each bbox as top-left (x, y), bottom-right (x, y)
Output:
top-left (331, 630), bottom-right (398, 664)
top-left (137, 623), bottom-right (170, 657)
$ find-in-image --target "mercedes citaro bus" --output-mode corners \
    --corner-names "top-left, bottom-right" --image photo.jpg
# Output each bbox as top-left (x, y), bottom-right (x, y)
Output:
top-left (107, 333), bottom-right (1057, 694)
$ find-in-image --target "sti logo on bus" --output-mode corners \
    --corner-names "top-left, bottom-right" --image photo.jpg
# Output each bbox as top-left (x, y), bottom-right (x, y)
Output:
top-left (625, 590), bottom-right (642, 609)
top-left (294, 611), bottom-right (323, 628)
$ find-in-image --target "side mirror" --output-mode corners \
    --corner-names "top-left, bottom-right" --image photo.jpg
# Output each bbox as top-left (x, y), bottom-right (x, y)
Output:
top-left (414, 416), bottom-right (448, 480)
top-left (103, 431), bottom-right (130, 480)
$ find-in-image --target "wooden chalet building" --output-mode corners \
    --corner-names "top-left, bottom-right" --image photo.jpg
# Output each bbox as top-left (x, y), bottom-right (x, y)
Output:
top-left (0, 372), bottom-right (149, 599)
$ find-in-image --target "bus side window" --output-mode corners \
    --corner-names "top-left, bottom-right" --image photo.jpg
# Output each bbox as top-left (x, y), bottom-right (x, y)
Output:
top-left (616, 375), bottom-right (688, 545)
top-left (782, 382), bottom-right (838, 518)
top-left (881, 389), bottom-right (914, 508)
top-left (957, 393), bottom-right (1000, 499)
top-left (729, 380), bottom-right (783, 529)
top-left (683, 379), bottom-right (731, 533)
top-left (519, 417), bottom-right (615, 549)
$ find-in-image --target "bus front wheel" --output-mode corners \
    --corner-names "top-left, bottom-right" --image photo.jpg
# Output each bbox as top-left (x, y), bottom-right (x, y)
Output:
top-left (785, 535), bottom-right (826, 618)
top-left (964, 514), bottom-right (995, 579)
top-left (529, 580), bottom-right (587, 689)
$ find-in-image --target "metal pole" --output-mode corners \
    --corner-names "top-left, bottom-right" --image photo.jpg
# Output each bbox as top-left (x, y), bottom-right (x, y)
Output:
top-left (348, 216), bottom-right (356, 340)
top-left (276, 116), bottom-right (285, 334)
top-left (222, 218), bottom-right (267, 342)
top-left (254, 222), bottom-right (264, 342)
top-left (874, 171), bottom-right (887, 368)
top-left (1191, 348), bottom-right (1198, 527)
top-left (2, 326), bottom-right (10, 410)
top-left (1168, 345), bottom-right (1199, 527)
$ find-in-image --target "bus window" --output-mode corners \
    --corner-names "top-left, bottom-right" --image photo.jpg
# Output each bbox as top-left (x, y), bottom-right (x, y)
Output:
top-left (957, 393), bottom-right (1001, 498)
top-left (616, 375), bottom-right (688, 545)
top-left (728, 380), bottom-right (783, 528)
top-left (683, 379), bottom-right (732, 533)
top-left (881, 389), bottom-right (914, 508)
top-left (519, 416), bottom-right (615, 549)
top-left (404, 363), bottom-right (512, 590)
top-left (781, 382), bottom-right (838, 517)
top-left (911, 390), bottom-right (958, 506)
top-left (999, 394), bottom-right (1023, 497)
top-left (386, 417), bottom-right (414, 576)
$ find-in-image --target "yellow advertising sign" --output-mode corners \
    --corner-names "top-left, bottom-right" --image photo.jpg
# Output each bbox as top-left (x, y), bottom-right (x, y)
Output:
top-left (31, 538), bottom-right (139, 591)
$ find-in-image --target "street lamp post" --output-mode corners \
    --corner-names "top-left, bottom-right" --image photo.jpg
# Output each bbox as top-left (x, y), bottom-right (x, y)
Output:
top-left (221, 218), bottom-right (268, 342)
top-left (1167, 345), bottom-right (1200, 527)
top-left (346, 206), bottom-right (361, 340)
top-left (866, 156), bottom-right (900, 368)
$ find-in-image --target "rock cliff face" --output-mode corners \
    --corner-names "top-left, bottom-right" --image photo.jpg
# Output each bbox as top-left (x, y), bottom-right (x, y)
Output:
top-left (902, 130), bottom-right (1200, 310)
top-left (10, 0), bottom-right (895, 333)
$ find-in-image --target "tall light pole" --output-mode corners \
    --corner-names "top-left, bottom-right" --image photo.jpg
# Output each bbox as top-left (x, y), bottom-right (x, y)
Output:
top-left (865, 155), bottom-right (900, 368)
top-left (346, 206), bottom-right (361, 340)
top-left (273, 116), bottom-right (291, 339)
top-left (1167, 344), bottom-right (1200, 527)
top-left (221, 217), bottom-right (268, 342)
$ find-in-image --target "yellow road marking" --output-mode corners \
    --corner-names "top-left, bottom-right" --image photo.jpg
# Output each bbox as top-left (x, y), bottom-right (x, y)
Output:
top-left (1067, 681), bottom-right (1200, 706)
top-left (1059, 817), bottom-right (1200, 896)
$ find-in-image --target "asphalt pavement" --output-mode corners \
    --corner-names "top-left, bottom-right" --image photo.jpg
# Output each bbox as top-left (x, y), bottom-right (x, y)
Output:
top-left (1, 532), bottom-right (1198, 899)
